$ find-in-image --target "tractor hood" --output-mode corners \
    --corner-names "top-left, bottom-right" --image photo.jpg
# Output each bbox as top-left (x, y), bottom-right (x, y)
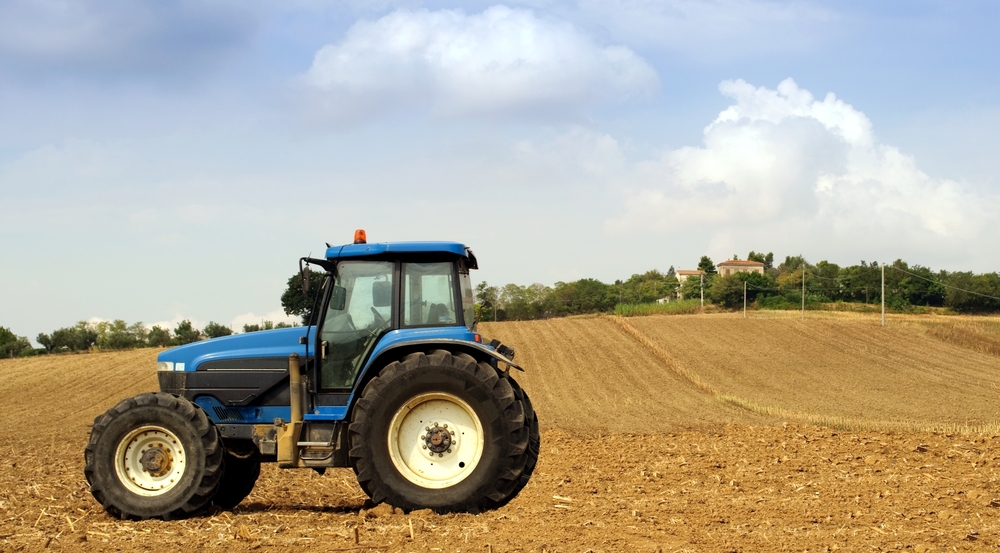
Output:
top-left (156, 327), bottom-right (313, 373)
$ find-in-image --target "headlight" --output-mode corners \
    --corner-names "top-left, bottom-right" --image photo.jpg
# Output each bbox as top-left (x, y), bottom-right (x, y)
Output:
top-left (157, 361), bottom-right (175, 372)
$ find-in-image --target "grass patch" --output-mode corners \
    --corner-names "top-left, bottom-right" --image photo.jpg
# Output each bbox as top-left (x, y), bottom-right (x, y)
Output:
top-left (614, 299), bottom-right (702, 317)
top-left (717, 394), bottom-right (1000, 435)
top-left (926, 320), bottom-right (1000, 358)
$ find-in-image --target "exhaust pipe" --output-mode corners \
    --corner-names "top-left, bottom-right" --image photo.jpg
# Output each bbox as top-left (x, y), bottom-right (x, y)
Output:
top-left (277, 353), bottom-right (304, 468)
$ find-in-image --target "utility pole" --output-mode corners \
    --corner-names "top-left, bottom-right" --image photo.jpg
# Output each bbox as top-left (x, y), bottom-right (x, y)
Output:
top-left (881, 262), bottom-right (885, 327)
top-left (743, 280), bottom-right (747, 319)
top-left (700, 274), bottom-right (704, 311)
top-left (801, 269), bottom-right (805, 320)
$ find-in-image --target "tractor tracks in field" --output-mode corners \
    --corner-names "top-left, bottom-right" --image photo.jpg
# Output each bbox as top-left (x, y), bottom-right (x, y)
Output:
top-left (608, 315), bottom-right (717, 395)
top-left (607, 315), bottom-right (1000, 435)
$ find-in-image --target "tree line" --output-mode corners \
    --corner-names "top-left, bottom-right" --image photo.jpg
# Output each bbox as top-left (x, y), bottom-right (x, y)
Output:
top-left (0, 319), bottom-right (298, 358)
top-left (5, 253), bottom-right (996, 358)
top-left (475, 252), bottom-right (1000, 321)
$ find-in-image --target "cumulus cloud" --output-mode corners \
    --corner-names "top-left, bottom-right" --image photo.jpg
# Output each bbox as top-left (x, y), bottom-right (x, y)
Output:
top-left (303, 4), bottom-right (658, 120)
top-left (0, 0), bottom-right (256, 80)
top-left (606, 78), bottom-right (993, 259)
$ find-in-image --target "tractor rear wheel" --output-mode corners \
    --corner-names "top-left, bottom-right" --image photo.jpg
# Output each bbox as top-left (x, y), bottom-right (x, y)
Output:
top-left (349, 350), bottom-right (533, 513)
top-left (212, 440), bottom-right (261, 510)
top-left (84, 392), bottom-right (224, 520)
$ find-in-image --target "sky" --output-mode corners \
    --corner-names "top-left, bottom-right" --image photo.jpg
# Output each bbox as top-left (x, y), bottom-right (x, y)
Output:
top-left (2, 0), bottom-right (999, 342)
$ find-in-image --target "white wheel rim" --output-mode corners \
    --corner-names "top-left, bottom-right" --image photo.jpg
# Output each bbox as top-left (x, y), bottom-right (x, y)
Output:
top-left (387, 392), bottom-right (484, 489)
top-left (114, 425), bottom-right (187, 497)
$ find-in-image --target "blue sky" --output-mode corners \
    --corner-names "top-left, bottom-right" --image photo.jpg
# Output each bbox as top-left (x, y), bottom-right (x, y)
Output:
top-left (2, 0), bottom-right (998, 341)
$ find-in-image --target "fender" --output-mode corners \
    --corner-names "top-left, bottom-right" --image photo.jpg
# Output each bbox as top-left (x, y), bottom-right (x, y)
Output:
top-left (367, 338), bottom-right (523, 373)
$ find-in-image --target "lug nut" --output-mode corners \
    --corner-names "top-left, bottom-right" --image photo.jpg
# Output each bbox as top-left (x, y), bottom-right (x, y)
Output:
top-left (422, 445), bottom-right (427, 449)
top-left (442, 424), bottom-right (448, 429)
top-left (446, 448), bottom-right (452, 453)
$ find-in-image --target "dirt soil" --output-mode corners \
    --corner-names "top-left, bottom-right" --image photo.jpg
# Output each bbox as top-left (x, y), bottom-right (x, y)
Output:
top-left (3, 314), bottom-right (1000, 552)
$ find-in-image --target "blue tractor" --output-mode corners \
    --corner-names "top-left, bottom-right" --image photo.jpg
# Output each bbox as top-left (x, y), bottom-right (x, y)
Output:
top-left (84, 231), bottom-right (539, 519)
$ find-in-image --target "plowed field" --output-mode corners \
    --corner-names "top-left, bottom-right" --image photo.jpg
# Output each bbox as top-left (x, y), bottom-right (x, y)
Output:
top-left (3, 313), bottom-right (1000, 552)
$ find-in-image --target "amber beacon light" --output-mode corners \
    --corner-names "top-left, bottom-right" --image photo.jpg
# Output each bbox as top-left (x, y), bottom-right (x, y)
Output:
top-left (353, 229), bottom-right (367, 244)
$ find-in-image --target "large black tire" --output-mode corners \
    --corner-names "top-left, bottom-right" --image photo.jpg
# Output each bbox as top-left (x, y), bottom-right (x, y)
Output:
top-left (348, 350), bottom-right (533, 513)
top-left (212, 440), bottom-right (261, 510)
top-left (84, 392), bottom-right (224, 520)
top-left (493, 377), bottom-right (540, 508)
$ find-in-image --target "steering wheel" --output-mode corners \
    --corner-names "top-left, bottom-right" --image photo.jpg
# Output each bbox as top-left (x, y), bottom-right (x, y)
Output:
top-left (370, 306), bottom-right (387, 326)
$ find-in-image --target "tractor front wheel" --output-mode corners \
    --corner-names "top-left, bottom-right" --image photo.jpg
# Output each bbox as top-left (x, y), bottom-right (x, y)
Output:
top-left (349, 350), bottom-right (533, 513)
top-left (84, 392), bottom-right (224, 520)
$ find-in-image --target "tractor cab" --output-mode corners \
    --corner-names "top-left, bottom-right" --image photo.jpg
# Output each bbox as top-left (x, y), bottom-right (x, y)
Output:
top-left (311, 235), bottom-right (479, 391)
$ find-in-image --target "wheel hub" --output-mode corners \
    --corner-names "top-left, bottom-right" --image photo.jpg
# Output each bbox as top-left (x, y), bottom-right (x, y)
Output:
top-left (139, 445), bottom-right (173, 477)
top-left (422, 423), bottom-right (454, 455)
top-left (387, 392), bottom-right (485, 489)
top-left (114, 426), bottom-right (187, 497)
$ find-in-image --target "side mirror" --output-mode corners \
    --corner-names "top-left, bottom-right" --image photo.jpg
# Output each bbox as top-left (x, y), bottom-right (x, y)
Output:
top-left (300, 264), bottom-right (311, 294)
top-left (372, 281), bottom-right (391, 307)
top-left (330, 286), bottom-right (347, 311)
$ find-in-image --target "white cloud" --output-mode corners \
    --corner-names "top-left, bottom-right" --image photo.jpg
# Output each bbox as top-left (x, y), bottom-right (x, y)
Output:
top-left (303, 4), bottom-right (658, 120)
top-left (605, 78), bottom-right (994, 260)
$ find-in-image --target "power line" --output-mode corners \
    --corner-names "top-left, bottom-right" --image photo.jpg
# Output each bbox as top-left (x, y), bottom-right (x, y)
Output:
top-left (887, 265), bottom-right (1000, 302)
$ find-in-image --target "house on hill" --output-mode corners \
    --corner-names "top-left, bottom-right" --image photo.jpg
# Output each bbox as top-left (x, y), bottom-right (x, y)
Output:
top-left (676, 269), bottom-right (706, 280)
top-left (673, 269), bottom-right (706, 300)
top-left (717, 260), bottom-right (765, 276)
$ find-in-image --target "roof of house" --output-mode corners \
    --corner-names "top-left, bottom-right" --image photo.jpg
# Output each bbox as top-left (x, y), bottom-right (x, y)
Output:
top-left (717, 260), bottom-right (765, 267)
top-left (676, 269), bottom-right (705, 275)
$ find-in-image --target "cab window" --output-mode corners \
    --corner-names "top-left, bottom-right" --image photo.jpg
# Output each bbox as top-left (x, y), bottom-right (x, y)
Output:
top-left (403, 262), bottom-right (458, 327)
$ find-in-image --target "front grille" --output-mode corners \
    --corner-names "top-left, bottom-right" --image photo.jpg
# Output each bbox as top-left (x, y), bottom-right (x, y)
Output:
top-left (213, 406), bottom-right (244, 422)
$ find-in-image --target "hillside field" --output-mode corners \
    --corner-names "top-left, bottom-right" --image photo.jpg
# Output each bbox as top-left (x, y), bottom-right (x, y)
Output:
top-left (2, 312), bottom-right (1000, 552)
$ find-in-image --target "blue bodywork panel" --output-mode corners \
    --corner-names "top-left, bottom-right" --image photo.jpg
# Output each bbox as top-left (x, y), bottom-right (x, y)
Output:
top-left (158, 326), bottom-right (489, 425)
top-left (158, 327), bottom-right (312, 370)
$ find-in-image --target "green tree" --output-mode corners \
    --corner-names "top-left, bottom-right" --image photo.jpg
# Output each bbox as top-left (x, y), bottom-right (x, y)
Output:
top-left (697, 256), bottom-right (717, 274)
top-left (203, 321), bottom-right (233, 338)
top-left (838, 261), bottom-right (881, 304)
top-left (173, 320), bottom-right (201, 345)
top-left (96, 319), bottom-right (145, 350)
top-left (1, 327), bottom-right (34, 358)
top-left (243, 321), bottom-right (275, 333)
top-left (620, 270), bottom-right (678, 304)
top-left (679, 274), bottom-right (704, 301)
top-left (49, 322), bottom-right (98, 352)
top-left (281, 271), bottom-right (327, 325)
top-left (747, 251), bottom-right (774, 271)
top-left (474, 281), bottom-right (501, 322)
top-left (148, 326), bottom-right (172, 347)
top-left (708, 272), bottom-right (774, 308)
top-left (36, 332), bottom-right (54, 353)
top-left (943, 272), bottom-right (1000, 313)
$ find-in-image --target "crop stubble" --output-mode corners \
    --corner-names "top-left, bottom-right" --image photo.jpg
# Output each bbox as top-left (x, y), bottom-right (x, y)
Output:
top-left (2, 313), bottom-right (1000, 551)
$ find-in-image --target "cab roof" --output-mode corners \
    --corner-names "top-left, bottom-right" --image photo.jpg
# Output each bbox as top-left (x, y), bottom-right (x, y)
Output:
top-left (325, 241), bottom-right (478, 269)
